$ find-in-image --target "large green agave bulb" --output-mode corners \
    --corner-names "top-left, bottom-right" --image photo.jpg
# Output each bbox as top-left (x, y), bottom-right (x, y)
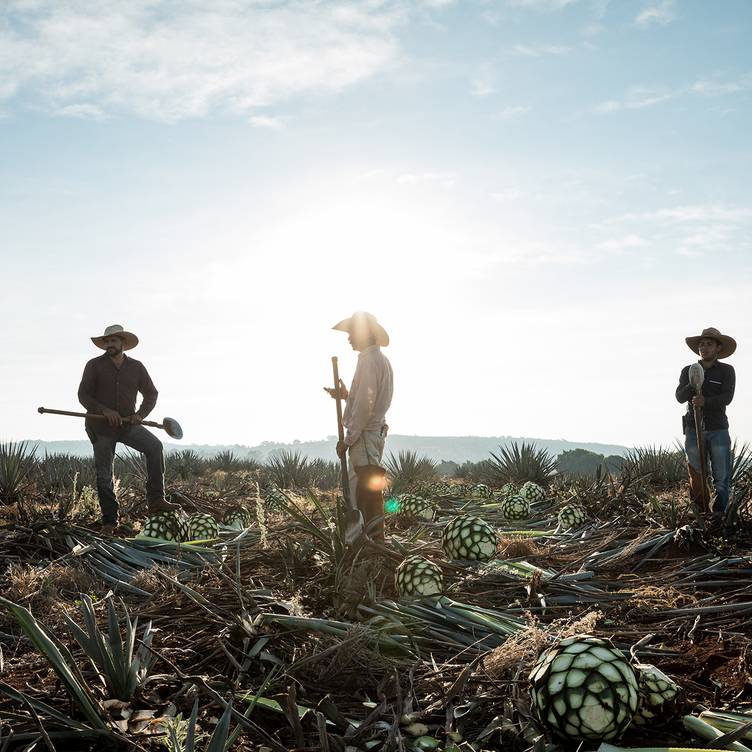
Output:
top-left (500, 494), bottom-right (530, 521)
top-left (138, 511), bottom-right (185, 542)
top-left (558, 504), bottom-right (587, 530)
top-left (495, 483), bottom-right (518, 501)
top-left (471, 483), bottom-right (493, 499)
top-left (529, 635), bottom-right (638, 743)
top-left (441, 514), bottom-right (497, 561)
top-left (398, 494), bottom-right (436, 521)
top-left (186, 512), bottom-right (219, 540)
top-left (520, 481), bottom-right (546, 503)
top-left (632, 663), bottom-right (681, 726)
top-left (395, 555), bottom-right (444, 596)
top-left (222, 507), bottom-right (253, 530)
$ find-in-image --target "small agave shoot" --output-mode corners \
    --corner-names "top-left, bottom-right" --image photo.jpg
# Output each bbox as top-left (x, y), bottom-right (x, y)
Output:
top-left (632, 662), bottom-right (682, 725)
top-left (442, 514), bottom-right (497, 561)
top-left (500, 494), bottom-right (530, 522)
top-left (558, 504), bottom-right (587, 530)
top-left (529, 635), bottom-right (638, 743)
top-left (395, 555), bottom-right (444, 596)
top-left (63, 595), bottom-right (156, 701)
top-left (186, 512), bottom-right (219, 540)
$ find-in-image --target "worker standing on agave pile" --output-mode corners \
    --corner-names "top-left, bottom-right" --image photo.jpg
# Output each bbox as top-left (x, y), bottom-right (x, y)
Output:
top-left (326, 311), bottom-right (393, 543)
top-left (78, 325), bottom-right (174, 535)
top-left (675, 327), bottom-right (737, 515)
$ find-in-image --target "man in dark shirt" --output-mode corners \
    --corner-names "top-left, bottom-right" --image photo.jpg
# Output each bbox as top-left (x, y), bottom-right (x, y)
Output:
top-left (78, 324), bottom-right (173, 533)
top-left (675, 327), bottom-right (737, 514)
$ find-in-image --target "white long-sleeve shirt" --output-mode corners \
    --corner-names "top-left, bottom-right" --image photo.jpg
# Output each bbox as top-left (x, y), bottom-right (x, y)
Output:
top-left (343, 345), bottom-right (393, 445)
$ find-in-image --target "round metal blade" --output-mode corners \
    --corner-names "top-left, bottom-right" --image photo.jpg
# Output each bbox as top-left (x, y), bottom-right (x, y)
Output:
top-left (163, 417), bottom-right (183, 440)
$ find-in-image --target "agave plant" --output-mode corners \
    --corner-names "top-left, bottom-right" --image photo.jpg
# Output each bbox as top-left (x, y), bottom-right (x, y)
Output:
top-left (169, 449), bottom-right (206, 480)
top-left (114, 448), bottom-right (148, 490)
top-left (208, 450), bottom-right (241, 473)
top-left (63, 594), bottom-right (156, 701)
top-left (266, 450), bottom-right (312, 489)
top-left (623, 445), bottom-right (686, 488)
top-left (0, 440), bottom-right (37, 503)
top-left (308, 458), bottom-right (341, 490)
top-left (164, 697), bottom-right (234, 752)
top-left (384, 450), bottom-right (438, 494)
top-left (488, 441), bottom-right (556, 486)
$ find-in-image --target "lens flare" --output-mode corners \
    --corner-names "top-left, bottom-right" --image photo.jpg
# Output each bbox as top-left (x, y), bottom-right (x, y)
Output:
top-left (384, 496), bottom-right (400, 515)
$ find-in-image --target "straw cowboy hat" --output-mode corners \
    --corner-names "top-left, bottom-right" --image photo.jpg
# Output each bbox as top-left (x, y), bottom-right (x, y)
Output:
top-left (91, 324), bottom-right (139, 351)
top-left (332, 311), bottom-right (389, 347)
top-left (686, 327), bottom-right (736, 359)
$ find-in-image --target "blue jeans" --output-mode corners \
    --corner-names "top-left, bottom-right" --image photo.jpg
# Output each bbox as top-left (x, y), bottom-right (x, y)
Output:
top-left (86, 425), bottom-right (166, 524)
top-left (685, 428), bottom-right (731, 513)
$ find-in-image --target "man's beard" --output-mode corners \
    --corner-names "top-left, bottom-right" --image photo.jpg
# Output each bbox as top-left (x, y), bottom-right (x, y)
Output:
top-left (106, 347), bottom-right (122, 356)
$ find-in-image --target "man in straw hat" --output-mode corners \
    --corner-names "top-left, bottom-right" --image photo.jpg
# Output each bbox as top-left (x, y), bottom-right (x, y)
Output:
top-left (78, 325), bottom-right (174, 534)
top-left (675, 327), bottom-right (737, 515)
top-left (326, 311), bottom-right (393, 543)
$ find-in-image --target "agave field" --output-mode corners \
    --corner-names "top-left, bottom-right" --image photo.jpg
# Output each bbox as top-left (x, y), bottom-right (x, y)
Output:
top-left (3, 440), bottom-right (752, 751)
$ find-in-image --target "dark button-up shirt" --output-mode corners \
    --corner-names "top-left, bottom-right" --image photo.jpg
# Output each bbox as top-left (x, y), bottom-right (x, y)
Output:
top-left (675, 360), bottom-right (735, 432)
top-left (78, 354), bottom-right (158, 433)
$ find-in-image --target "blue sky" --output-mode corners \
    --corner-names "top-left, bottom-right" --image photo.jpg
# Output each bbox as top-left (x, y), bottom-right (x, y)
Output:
top-left (1, 0), bottom-right (750, 448)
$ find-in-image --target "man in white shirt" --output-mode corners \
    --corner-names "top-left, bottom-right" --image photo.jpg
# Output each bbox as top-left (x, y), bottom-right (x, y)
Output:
top-left (326, 311), bottom-right (394, 543)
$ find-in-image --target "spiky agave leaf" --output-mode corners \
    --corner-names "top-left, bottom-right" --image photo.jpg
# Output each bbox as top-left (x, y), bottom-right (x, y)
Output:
top-left (529, 634), bottom-right (638, 742)
top-left (385, 450), bottom-right (439, 495)
top-left (442, 514), bottom-right (497, 561)
top-left (266, 450), bottom-right (313, 489)
top-left (488, 442), bottom-right (557, 486)
top-left (395, 556), bottom-right (444, 596)
top-left (0, 440), bottom-right (37, 503)
top-left (62, 594), bottom-right (156, 701)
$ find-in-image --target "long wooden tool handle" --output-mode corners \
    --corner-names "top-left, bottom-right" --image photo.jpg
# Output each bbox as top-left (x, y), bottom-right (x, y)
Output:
top-left (38, 406), bottom-right (162, 429)
top-left (693, 403), bottom-right (710, 511)
top-left (331, 358), bottom-right (351, 508)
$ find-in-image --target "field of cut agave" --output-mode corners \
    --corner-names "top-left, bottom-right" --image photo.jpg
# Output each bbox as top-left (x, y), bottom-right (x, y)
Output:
top-left (2, 441), bottom-right (752, 751)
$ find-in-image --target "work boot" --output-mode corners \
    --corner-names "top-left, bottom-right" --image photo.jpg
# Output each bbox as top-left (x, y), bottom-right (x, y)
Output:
top-left (101, 523), bottom-right (117, 536)
top-left (147, 498), bottom-right (177, 515)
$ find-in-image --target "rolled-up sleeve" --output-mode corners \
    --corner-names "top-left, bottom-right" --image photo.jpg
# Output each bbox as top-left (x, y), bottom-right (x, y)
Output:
top-left (344, 364), bottom-right (377, 446)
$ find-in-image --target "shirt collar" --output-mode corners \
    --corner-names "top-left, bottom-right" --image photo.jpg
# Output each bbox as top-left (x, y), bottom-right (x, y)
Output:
top-left (358, 345), bottom-right (380, 358)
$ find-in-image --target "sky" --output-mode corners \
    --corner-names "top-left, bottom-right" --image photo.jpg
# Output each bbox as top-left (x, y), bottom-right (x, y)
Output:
top-left (1, 0), bottom-right (751, 450)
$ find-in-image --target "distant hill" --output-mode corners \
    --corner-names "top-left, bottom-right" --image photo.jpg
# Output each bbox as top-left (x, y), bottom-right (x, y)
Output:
top-left (21, 434), bottom-right (631, 463)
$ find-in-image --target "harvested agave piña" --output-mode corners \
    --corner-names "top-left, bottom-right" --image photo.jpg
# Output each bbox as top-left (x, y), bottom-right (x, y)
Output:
top-left (442, 514), bottom-right (496, 561)
top-left (186, 512), bottom-right (219, 540)
top-left (398, 494), bottom-right (436, 521)
top-left (632, 662), bottom-right (681, 725)
top-left (395, 555), bottom-right (443, 596)
top-left (139, 511), bottom-right (185, 542)
top-left (529, 635), bottom-right (638, 743)
top-left (222, 506), bottom-right (253, 530)
top-left (520, 481), bottom-right (546, 503)
top-left (500, 494), bottom-right (530, 521)
top-left (558, 504), bottom-right (587, 530)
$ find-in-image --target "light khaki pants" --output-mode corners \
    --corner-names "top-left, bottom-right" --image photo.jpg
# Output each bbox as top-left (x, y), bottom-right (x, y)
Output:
top-left (347, 429), bottom-right (386, 505)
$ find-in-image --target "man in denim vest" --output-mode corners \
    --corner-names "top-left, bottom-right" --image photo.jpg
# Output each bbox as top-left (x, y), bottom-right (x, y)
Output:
top-left (675, 327), bottom-right (737, 515)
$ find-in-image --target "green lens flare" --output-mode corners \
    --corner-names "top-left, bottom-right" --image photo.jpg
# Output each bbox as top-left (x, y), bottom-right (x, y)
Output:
top-left (384, 497), bottom-right (400, 514)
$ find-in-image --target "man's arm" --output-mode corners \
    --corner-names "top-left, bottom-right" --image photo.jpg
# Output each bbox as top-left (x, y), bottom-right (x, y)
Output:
top-left (136, 364), bottom-right (158, 419)
top-left (78, 360), bottom-right (106, 413)
top-left (704, 365), bottom-right (735, 409)
top-left (344, 364), bottom-right (378, 446)
top-left (675, 365), bottom-right (694, 404)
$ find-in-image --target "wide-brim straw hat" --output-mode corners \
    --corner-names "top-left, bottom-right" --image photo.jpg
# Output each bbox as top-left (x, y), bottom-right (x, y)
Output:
top-left (91, 324), bottom-right (139, 351)
top-left (686, 327), bottom-right (736, 359)
top-left (332, 311), bottom-right (389, 347)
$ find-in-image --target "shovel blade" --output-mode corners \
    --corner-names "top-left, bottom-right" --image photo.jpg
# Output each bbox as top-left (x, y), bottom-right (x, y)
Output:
top-left (162, 417), bottom-right (183, 440)
top-left (344, 508), bottom-right (365, 546)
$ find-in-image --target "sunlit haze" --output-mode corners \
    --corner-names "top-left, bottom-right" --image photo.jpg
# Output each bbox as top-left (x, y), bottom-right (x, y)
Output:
top-left (1, 0), bottom-right (750, 449)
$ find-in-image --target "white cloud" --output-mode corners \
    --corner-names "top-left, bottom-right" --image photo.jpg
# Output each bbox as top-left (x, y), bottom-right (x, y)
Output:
top-left (595, 86), bottom-right (673, 112)
top-left (470, 64), bottom-right (498, 97)
top-left (497, 104), bottom-right (531, 119)
top-left (509, 43), bottom-right (572, 57)
top-left (598, 234), bottom-right (647, 251)
top-left (54, 103), bottom-right (109, 121)
top-left (396, 172), bottom-right (455, 188)
top-left (0, 0), bottom-right (406, 121)
top-left (506, 0), bottom-right (579, 9)
top-left (635, 0), bottom-right (677, 27)
top-left (249, 115), bottom-right (287, 130)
